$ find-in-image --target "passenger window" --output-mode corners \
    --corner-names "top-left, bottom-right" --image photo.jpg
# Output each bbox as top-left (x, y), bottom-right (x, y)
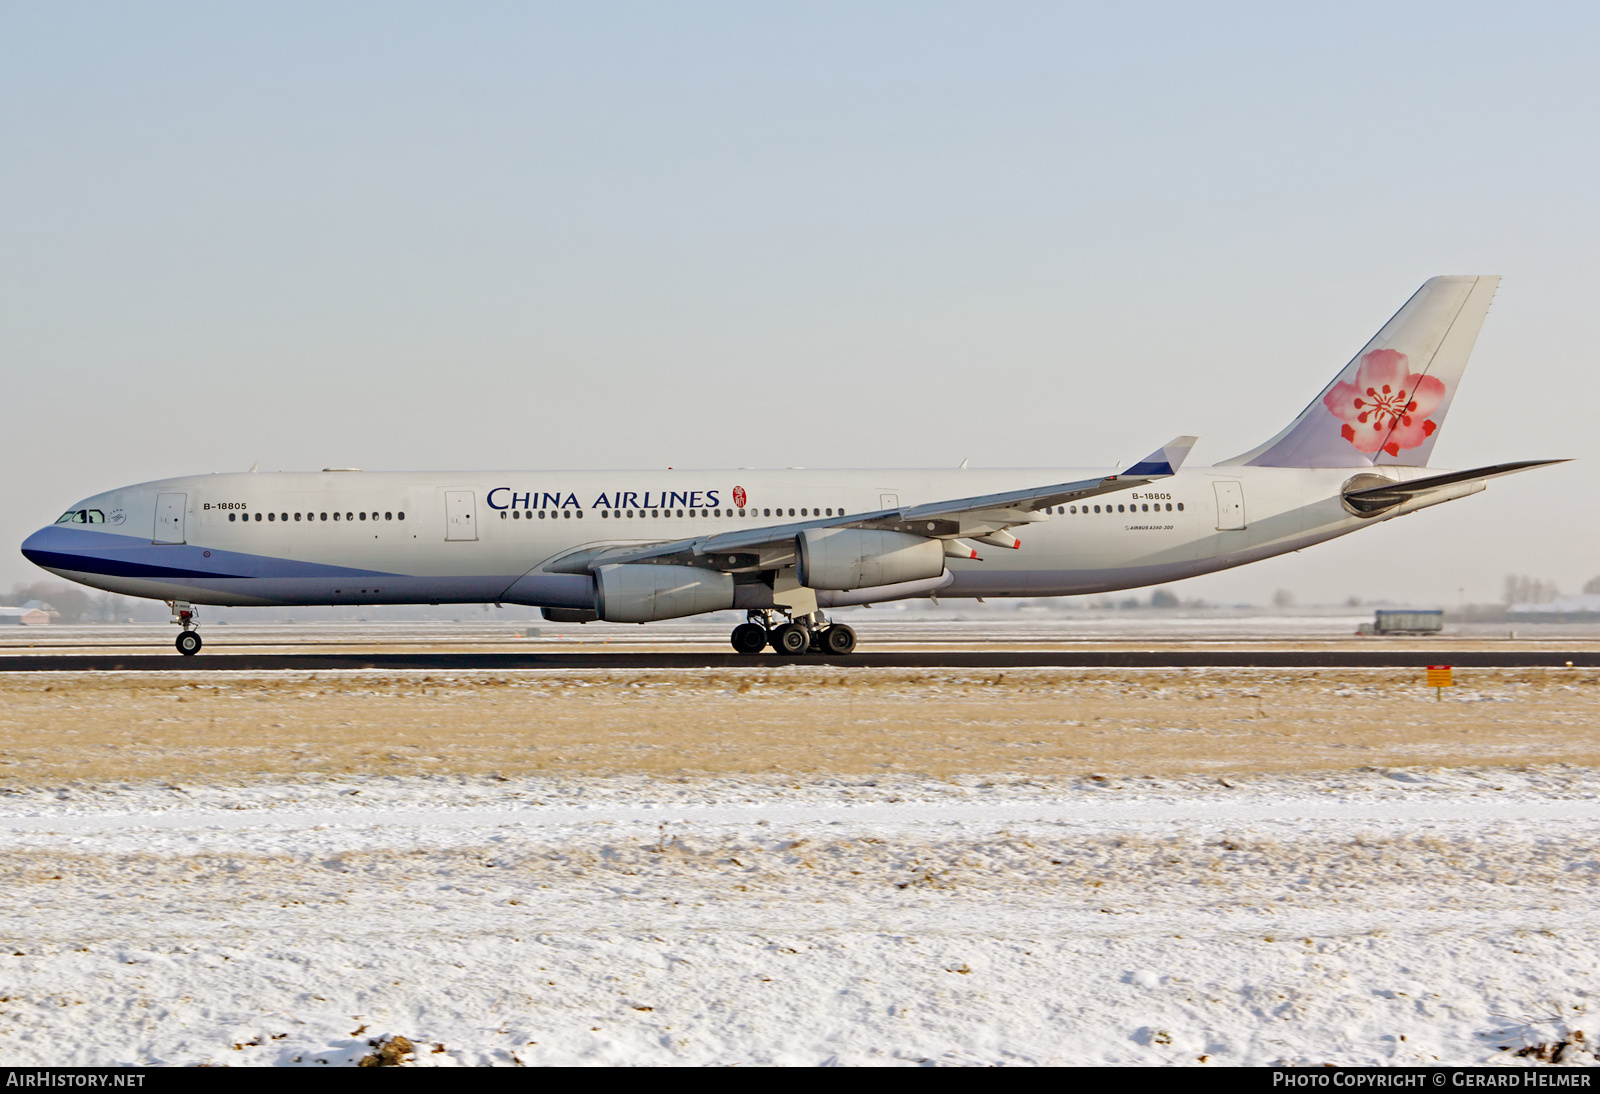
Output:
top-left (763, 509), bottom-right (771, 517)
top-left (346, 512), bottom-right (353, 521)
top-left (268, 513), bottom-right (275, 521)
top-left (1177, 503), bottom-right (1184, 511)
top-left (825, 508), bottom-right (832, 516)
top-left (359, 512), bottom-right (367, 521)
top-left (334, 513), bottom-right (341, 521)
top-left (398, 512), bottom-right (405, 520)
top-left (676, 509), bottom-right (683, 518)
top-left (386, 512), bottom-right (392, 520)
top-left (294, 513), bottom-right (301, 521)
top-left (788, 508), bottom-right (795, 517)
top-left (229, 513), bottom-right (236, 522)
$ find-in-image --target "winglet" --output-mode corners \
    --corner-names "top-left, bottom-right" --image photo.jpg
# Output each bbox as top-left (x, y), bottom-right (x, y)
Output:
top-left (1125, 436), bottom-right (1198, 477)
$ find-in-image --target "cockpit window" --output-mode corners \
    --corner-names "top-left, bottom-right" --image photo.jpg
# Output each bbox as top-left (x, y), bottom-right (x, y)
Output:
top-left (55, 509), bottom-right (104, 525)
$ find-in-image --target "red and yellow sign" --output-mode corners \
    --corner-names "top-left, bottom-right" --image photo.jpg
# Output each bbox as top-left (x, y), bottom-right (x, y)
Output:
top-left (1426, 665), bottom-right (1453, 688)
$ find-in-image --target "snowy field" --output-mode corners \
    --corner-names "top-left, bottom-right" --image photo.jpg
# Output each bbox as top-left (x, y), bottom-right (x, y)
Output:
top-left (2, 767), bottom-right (1598, 1066)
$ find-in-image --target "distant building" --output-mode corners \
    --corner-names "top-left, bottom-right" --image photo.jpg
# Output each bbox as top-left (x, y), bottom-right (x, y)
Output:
top-left (1508, 595), bottom-right (1600, 621)
top-left (0, 607), bottom-right (51, 625)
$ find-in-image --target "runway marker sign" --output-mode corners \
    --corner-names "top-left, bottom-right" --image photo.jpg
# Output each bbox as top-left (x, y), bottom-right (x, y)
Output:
top-left (1427, 664), bottom-right (1453, 700)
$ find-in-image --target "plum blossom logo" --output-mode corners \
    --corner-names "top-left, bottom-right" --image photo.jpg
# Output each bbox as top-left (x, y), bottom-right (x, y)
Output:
top-left (1323, 348), bottom-right (1446, 457)
top-left (732, 486), bottom-right (747, 508)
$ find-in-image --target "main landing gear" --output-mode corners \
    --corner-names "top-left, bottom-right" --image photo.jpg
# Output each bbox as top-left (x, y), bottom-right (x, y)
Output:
top-left (730, 611), bottom-right (856, 657)
top-left (170, 602), bottom-right (202, 656)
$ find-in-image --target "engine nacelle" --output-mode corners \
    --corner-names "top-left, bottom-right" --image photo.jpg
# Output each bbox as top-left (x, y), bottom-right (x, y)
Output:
top-left (595, 564), bottom-right (735, 623)
top-left (796, 528), bottom-right (945, 591)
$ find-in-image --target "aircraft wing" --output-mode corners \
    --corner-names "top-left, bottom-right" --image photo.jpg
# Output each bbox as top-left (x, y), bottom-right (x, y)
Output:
top-left (1341, 459), bottom-right (1567, 514)
top-left (553, 437), bottom-right (1197, 573)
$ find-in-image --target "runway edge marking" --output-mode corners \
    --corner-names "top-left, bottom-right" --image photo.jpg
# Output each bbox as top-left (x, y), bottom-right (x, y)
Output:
top-left (0, 651), bottom-right (1596, 671)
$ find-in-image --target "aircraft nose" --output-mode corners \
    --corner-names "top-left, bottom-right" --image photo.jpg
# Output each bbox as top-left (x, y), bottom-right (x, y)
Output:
top-left (20, 526), bottom-right (54, 566)
top-left (20, 523), bottom-right (93, 575)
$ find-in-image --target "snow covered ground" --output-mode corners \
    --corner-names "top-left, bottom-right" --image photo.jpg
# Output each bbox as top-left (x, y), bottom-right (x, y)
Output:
top-left (1, 767), bottom-right (1598, 1066)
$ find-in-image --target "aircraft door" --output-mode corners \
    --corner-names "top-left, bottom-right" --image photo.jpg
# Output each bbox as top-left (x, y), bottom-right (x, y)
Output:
top-left (1213, 481), bottom-right (1246, 530)
top-left (154, 493), bottom-right (187, 544)
top-left (445, 490), bottom-right (478, 541)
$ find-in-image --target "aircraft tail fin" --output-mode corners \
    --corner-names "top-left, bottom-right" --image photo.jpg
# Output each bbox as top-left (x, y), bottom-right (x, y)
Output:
top-left (1220, 275), bottom-right (1500, 468)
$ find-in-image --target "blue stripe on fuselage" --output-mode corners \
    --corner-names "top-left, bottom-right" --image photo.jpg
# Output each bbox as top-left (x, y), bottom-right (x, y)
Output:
top-left (20, 525), bottom-right (400, 581)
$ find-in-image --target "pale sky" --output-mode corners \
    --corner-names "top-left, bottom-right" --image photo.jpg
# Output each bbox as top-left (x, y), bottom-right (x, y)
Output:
top-left (3, 2), bottom-right (1596, 606)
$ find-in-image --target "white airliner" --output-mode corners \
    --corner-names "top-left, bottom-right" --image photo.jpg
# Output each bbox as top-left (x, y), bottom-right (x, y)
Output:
top-left (23, 275), bottom-right (1559, 656)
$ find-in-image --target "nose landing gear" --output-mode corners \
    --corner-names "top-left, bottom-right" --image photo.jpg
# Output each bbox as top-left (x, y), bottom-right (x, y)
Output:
top-left (169, 602), bottom-right (202, 656)
top-left (728, 610), bottom-right (857, 657)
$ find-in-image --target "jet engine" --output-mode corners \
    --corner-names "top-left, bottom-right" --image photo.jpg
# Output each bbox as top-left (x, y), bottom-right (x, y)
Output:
top-left (595, 564), bottom-right (735, 623)
top-left (795, 528), bottom-right (945, 591)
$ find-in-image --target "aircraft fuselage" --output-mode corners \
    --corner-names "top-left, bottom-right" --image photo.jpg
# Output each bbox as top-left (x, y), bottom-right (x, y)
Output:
top-left (22, 464), bottom-right (1470, 610)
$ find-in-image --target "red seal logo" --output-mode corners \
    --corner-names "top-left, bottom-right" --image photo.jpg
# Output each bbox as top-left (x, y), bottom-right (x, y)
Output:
top-left (732, 486), bottom-right (747, 508)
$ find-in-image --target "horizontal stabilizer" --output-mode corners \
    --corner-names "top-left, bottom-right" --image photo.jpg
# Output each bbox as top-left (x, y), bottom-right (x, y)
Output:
top-left (1126, 436), bottom-right (1198, 477)
top-left (1342, 459), bottom-right (1567, 514)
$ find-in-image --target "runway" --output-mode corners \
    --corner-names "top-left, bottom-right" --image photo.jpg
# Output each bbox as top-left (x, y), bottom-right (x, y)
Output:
top-left (1, 648), bottom-right (1596, 670)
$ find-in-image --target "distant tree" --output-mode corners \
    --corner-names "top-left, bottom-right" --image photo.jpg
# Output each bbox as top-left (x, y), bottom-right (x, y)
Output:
top-left (1272, 588), bottom-right (1295, 609)
top-left (1584, 576), bottom-right (1600, 596)
top-left (1118, 598), bottom-right (1142, 610)
top-left (1345, 595), bottom-right (1362, 607)
top-left (1149, 588), bottom-right (1180, 609)
top-left (91, 592), bottom-right (150, 622)
top-left (1504, 574), bottom-right (1561, 605)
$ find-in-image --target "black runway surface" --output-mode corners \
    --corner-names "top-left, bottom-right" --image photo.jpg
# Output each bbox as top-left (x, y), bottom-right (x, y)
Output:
top-left (0, 650), bottom-right (1595, 671)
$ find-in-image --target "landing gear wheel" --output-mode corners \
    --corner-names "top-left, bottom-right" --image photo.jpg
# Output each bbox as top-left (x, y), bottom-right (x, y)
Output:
top-left (821, 624), bottom-right (857, 656)
top-left (730, 622), bottom-right (768, 655)
top-left (770, 622), bottom-right (810, 656)
top-left (175, 631), bottom-right (202, 657)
